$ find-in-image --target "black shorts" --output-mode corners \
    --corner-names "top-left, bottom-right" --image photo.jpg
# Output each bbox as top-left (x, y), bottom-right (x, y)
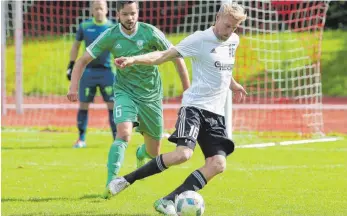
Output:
top-left (168, 106), bottom-right (235, 158)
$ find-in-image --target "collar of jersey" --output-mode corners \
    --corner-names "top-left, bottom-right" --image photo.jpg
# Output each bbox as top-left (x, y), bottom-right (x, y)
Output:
top-left (210, 26), bottom-right (232, 43)
top-left (119, 22), bottom-right (139, 39)
top-left (92, 17), bottom-right (108, 26)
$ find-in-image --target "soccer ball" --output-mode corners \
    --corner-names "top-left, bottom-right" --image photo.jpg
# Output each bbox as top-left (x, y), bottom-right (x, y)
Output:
top-left (175, 190), bottom-right (205, 216)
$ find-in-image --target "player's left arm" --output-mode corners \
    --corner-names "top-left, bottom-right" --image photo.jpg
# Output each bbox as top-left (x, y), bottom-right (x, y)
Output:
top-left (229, 76), bottom-right (247, 102)
top-left (66, 23), bottom-right (84, 81)
top-left (116, 26), bottom-right (181, 66)
top-left (229, 37), bottom-right (247, 102)
top-left (115, 48), bottom-right (190, 90)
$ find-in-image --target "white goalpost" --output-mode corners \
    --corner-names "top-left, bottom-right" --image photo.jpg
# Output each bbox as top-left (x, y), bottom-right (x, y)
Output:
top-left (1, 0), bottom-right (7, 116)
top-left (2, 0), bottom-right (344, 145)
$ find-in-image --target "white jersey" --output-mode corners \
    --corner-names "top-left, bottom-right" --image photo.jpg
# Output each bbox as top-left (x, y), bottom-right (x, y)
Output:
top-left (175, 27), bottom-right (239, 116)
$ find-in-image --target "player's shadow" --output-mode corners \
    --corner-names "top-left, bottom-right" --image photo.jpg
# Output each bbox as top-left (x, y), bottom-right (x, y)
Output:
top-left (2, 193), bottom-right (103, 203)
top-left (11, 214), bottom-right (154, 216)
top-left (2, 146), bottom-right (102, 150)
top-left (2, 195), bottom-right (156, 215)
top-left (71, 214), bottom-right (155, 216)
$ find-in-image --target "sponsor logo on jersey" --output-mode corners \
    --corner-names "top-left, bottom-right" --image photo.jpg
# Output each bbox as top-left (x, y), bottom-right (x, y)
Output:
top-left (115, 44), bottom-right (122, 49)
top-left (87, 28), bottom-right (96, 32)
top-left (137, 40), bottom-right (144, 49)
top-left (214, 61), bottom-right (233, 71)
top-left (229, 44), bottom-right (237, 57)
top-left (210, 48), bottom-right (217, 53)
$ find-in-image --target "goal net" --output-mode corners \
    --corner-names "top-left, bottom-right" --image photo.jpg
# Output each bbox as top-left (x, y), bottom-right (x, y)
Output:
top-left (2, 0), bottom-right (335, 144)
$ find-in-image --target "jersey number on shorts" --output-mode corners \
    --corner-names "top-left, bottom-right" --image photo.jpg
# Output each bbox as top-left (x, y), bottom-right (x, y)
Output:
top-left (115, 105), bottom-right (122, 118)
top-left (188, 126), bottom-right (199, 139)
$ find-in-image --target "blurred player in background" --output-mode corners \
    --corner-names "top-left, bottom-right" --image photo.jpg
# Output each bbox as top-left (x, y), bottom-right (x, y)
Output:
top-left (109, 2), bottom-right (247, 215)
top-left (67, 1), bottom-right (190, 197)
top-left (66, 0), bottom-right (116, 148)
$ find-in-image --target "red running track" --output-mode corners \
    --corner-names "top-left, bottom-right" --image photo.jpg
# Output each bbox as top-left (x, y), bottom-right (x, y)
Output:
top-left (2, 96), bottom-right (347, 134)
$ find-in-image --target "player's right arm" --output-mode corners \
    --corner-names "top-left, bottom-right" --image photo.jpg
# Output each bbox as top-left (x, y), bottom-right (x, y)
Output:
top-left (69, 41), bottom-right (82, 62)
top-left (67, 27), bottom-right (113, 102)
top-left (67, 52), bottom-right (93, 102)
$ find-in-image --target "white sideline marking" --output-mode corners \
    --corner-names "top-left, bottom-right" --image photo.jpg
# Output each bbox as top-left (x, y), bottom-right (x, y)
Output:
top-left (230, 164), bottom-right (345, 171)
top-left (235, 137), bottom-right (341, 149)
top-left (236, 143), bottom-right (276, 148)
top-left (5, 103), bottom-right (347, 110)
top-left (281, 147), bottom-right (347, 152)
top-left (279, 137), bottom-right (341, 145)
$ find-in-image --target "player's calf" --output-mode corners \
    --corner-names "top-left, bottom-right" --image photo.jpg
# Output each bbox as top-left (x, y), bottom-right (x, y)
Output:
top-left (162, 145), bottom-right (193, 166)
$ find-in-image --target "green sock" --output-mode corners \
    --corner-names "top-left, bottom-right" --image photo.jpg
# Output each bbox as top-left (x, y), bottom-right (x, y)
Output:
top-left (136, 144), bottom-right (154, 160)
top-left (106, 138), bottom-right (128, 186)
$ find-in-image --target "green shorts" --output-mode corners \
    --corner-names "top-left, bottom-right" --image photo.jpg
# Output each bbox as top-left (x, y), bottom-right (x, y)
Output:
top-left (113, 91), bottom-right (163, 140)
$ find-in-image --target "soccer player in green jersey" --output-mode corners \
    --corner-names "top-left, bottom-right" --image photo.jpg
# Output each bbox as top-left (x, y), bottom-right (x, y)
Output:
top-left (67, 1), bottom-right (190, 197)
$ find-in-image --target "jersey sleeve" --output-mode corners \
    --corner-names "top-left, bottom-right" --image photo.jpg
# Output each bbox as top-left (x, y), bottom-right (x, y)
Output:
top-left (75, 23), bottom-right (84, 41)
top-left (175, 31), bottom-right (202, 58)
top-left (151, 27), bottom-right (172, 51)
top-left (86, 28), bottom-right (113, 59)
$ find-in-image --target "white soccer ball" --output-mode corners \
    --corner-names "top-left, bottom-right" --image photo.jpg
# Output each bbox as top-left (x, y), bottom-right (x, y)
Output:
top-left (175, 190), bottom-right (205, 216)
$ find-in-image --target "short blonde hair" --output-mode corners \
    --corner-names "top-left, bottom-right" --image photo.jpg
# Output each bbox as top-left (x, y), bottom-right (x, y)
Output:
top-left (218, 2), bottom-right (247, 22)
top-left (92, 0), bottom-right (108, 9)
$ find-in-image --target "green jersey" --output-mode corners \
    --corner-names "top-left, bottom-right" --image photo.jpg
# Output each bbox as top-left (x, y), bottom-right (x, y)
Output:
top-left (87, 22), bottom-right (171, 101)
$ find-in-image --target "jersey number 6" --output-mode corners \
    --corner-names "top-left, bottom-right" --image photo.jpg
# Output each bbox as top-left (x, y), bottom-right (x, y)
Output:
top-left (115, 105), bottom-right (122, 118)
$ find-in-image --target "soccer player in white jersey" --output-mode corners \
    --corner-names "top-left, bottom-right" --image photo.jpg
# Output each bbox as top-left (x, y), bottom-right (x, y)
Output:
top-left (109, 2), bottom-right (247, 215)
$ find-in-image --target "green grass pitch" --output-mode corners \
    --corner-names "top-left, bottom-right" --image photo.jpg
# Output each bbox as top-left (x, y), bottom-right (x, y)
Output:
top-left (1, 132), bottom-right (346, 216)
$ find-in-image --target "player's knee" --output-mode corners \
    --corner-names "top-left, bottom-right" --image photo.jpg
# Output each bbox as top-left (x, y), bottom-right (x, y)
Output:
top-left (206, 155), bottom-right (226, 174)
top-left (116, 123), bottom-right (133, 142)
top-left (116, 128), bottom-right (131, 142)
top-left (174, 147), bottom-right (193, 163)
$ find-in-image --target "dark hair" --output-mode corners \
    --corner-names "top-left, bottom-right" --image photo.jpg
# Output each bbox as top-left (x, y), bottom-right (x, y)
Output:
top-left (116, 1), bottom-right (138, 12)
